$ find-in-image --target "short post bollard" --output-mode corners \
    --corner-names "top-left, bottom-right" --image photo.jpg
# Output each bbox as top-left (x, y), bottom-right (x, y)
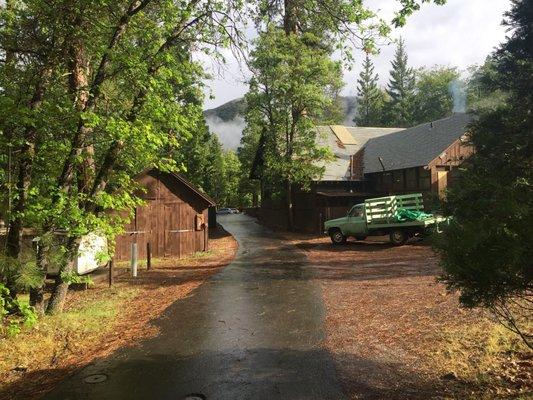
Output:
top-left (146, 242), bottom-right (151, 271)
top-left (131, 243), bottom-right (138, 277)
top-left (108, 260), bottom-right (114, 287)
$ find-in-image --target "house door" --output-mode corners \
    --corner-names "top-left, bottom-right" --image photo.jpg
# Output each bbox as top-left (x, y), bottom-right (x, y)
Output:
top-left (437, 171), bottom-right (448, 198)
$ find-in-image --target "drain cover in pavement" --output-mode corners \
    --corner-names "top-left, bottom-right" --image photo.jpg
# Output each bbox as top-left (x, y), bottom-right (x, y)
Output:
top-left (83, 374), bottom-right (107, 384)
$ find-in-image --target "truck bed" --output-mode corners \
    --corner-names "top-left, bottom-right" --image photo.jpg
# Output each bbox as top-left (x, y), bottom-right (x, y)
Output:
top-left (364, 193), bottom-right (442, 229)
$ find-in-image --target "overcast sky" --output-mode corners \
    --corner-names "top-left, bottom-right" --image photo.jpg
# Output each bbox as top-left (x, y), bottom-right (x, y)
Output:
top-left (201, 0), bottom-right (512, 110)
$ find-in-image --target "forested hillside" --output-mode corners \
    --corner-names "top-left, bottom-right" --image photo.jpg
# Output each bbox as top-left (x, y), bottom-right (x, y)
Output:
top-left (204, 96), bottom-right (357, 148)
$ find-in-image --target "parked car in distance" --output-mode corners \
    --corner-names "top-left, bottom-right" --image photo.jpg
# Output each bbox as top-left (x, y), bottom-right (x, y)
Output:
top-left (229, 208), bottom-right (240, 214)
top-left (216, 208), bottom-right (232, 215)
top-left (324, 193), bottom-right (447, 246)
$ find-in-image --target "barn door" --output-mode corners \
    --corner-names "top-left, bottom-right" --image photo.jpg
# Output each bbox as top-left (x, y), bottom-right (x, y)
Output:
top-left (163, 204), bottom-right (179, 257)
top-left (165, 203), bottom-right (191, 258)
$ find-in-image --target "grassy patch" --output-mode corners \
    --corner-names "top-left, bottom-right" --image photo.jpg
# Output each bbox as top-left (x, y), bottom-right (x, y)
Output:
top-left (0, 287), bottom-right (138, 378)
top-left (432, 318), bottom-right (532, 398)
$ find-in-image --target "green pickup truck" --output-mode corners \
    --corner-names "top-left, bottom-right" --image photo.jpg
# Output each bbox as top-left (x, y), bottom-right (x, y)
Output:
top-left (324, 193), bottom-right (446, 246)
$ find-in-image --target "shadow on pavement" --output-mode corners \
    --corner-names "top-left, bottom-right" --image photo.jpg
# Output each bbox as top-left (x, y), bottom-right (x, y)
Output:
top-left (2, 348), bottom-right (450, 400)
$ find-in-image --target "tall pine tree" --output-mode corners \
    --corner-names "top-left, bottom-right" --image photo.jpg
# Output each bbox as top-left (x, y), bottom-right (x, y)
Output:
top-left (384, 38), bottom-right (416, 127)
top-left (435, 0), bottom-right (533, 347)
top-left (354, 53), bottom-right (385, 126)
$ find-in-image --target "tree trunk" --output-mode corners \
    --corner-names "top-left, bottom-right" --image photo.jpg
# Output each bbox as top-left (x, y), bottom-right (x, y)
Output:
top-left (46, 237), bottom-right (78, 315)
top-left (284, 0), bottom-right (298, 35)
top-left (252, 190), bottom-right (258, 207)
top-left (5, 67), bottom-right (48, 260)
top-left (46, 275), bottom-right (70, 315)
top-left (4, 70), bottom-right (49, 302)
top-left (5, 142), bottom-right (34, 258)
top-left (286, 180), bottom-right (294, 231)
top-left (29, 286), bottom-right (45, 315)
top-left (30, 241), bottom-right (49, 315)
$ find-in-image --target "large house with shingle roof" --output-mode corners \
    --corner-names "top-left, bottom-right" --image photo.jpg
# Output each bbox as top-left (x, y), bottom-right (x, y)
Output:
top-left (349, 113), bottom-right (474, 198)
top-left (257, 114), bottom-right (473, 233)
top-left (260, 125), bottom-right (404, 232)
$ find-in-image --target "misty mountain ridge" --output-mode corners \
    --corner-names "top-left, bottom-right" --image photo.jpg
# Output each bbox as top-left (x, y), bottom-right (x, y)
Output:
top-left (204, 96), bottom-right (357, 149)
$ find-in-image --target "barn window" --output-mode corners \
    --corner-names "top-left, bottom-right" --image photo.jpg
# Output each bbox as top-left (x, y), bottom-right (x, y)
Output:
top-left (195, 214), bottom-right (205, 231)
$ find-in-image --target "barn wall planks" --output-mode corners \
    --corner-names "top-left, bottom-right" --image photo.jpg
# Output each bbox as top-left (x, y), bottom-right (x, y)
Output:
top-left (114, 172), bottom-right (212, 261)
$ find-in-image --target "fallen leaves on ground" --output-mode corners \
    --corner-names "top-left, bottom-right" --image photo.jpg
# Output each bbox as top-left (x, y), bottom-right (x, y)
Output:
top-left (284, 234), bottom-right (532, 399)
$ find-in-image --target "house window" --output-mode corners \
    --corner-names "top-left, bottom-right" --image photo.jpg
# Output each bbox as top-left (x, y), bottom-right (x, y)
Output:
top-left (406, 168), bottom-right (417, 190)
top-left (393, 170), bottom-right (405, 191)
top-left (419, 168), bottom-right (431, 190)
top-left (382, 172), bottom-right (392, 191)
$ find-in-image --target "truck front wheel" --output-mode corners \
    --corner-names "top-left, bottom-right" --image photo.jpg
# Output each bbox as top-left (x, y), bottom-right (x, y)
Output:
top-left (330, 229), bottom-right (347, 245)
top-left (390, 229), bottom-right (408, 246)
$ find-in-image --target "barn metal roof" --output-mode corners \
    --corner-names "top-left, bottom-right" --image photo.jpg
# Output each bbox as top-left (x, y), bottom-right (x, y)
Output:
top-left (316, 125), bottom-right (404, 181)
top-left (360, 113), bottom-right (473, 174)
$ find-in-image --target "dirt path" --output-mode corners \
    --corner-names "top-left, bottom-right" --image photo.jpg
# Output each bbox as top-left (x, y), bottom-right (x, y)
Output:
top-left (42, 214), bottom-right (346, 400)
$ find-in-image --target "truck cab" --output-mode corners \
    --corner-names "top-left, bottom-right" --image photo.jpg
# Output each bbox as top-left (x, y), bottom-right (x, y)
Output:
top-left (324, 204), bottom-right (368, 244)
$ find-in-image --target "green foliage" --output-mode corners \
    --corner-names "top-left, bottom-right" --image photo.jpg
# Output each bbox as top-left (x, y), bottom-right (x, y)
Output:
top-left (0, 254), bottom-right (43, 293)
top-left (244, 27), bottom-right (341, 201)
top-left (358, 43), bottom-right (461, 128)
top-left (354, 53), bottom-right (385, 126)
top-left (60, 271), bottom-right (93, 286)
top-left (0, 283), bottom-right (37, 337)
top-left (220, 150), bottom-right (244, 207)
top-left (392, 0), bottom-right (447, 27)
top-left (383, 38), bottom-right (416, 127)
top-left (435, 0), bottom-right (532, 346)
top-left (237, 120), bottom-right (262, 206)
top-left (178, 119), bottom-right (249, 207)
top-left (179, 122), bottom-right (221, 193)
top-left (0, 0), bottom-right (245, 311)
top-left (413, 66), bottom-right (460, 124)
top-left (465, 59), bottom-right (508, 112)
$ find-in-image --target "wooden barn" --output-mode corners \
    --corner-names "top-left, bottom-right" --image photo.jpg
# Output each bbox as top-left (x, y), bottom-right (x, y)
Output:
top-left (114, 169), bottom-right (215, 261)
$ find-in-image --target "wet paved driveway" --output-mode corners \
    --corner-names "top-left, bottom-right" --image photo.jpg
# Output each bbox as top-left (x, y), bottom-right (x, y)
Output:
top-left (44, 214), bottom-right (345, 400)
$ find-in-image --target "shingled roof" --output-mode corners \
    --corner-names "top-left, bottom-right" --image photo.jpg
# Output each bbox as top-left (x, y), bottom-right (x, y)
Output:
top-left (316, 125), bottom-right (404, 180)
top-left (360, 113), bottom-right (473, 174)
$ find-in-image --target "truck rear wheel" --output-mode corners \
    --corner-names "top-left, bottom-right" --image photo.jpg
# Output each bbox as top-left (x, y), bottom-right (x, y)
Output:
top-left (390, 229), bottom-right (408, 246)
top-left (330, 229), bottom-right (347, 245)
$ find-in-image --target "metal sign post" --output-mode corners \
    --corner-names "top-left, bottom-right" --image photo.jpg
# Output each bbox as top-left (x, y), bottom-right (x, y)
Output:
top-left (131, 243), bottom-right (138, 277)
